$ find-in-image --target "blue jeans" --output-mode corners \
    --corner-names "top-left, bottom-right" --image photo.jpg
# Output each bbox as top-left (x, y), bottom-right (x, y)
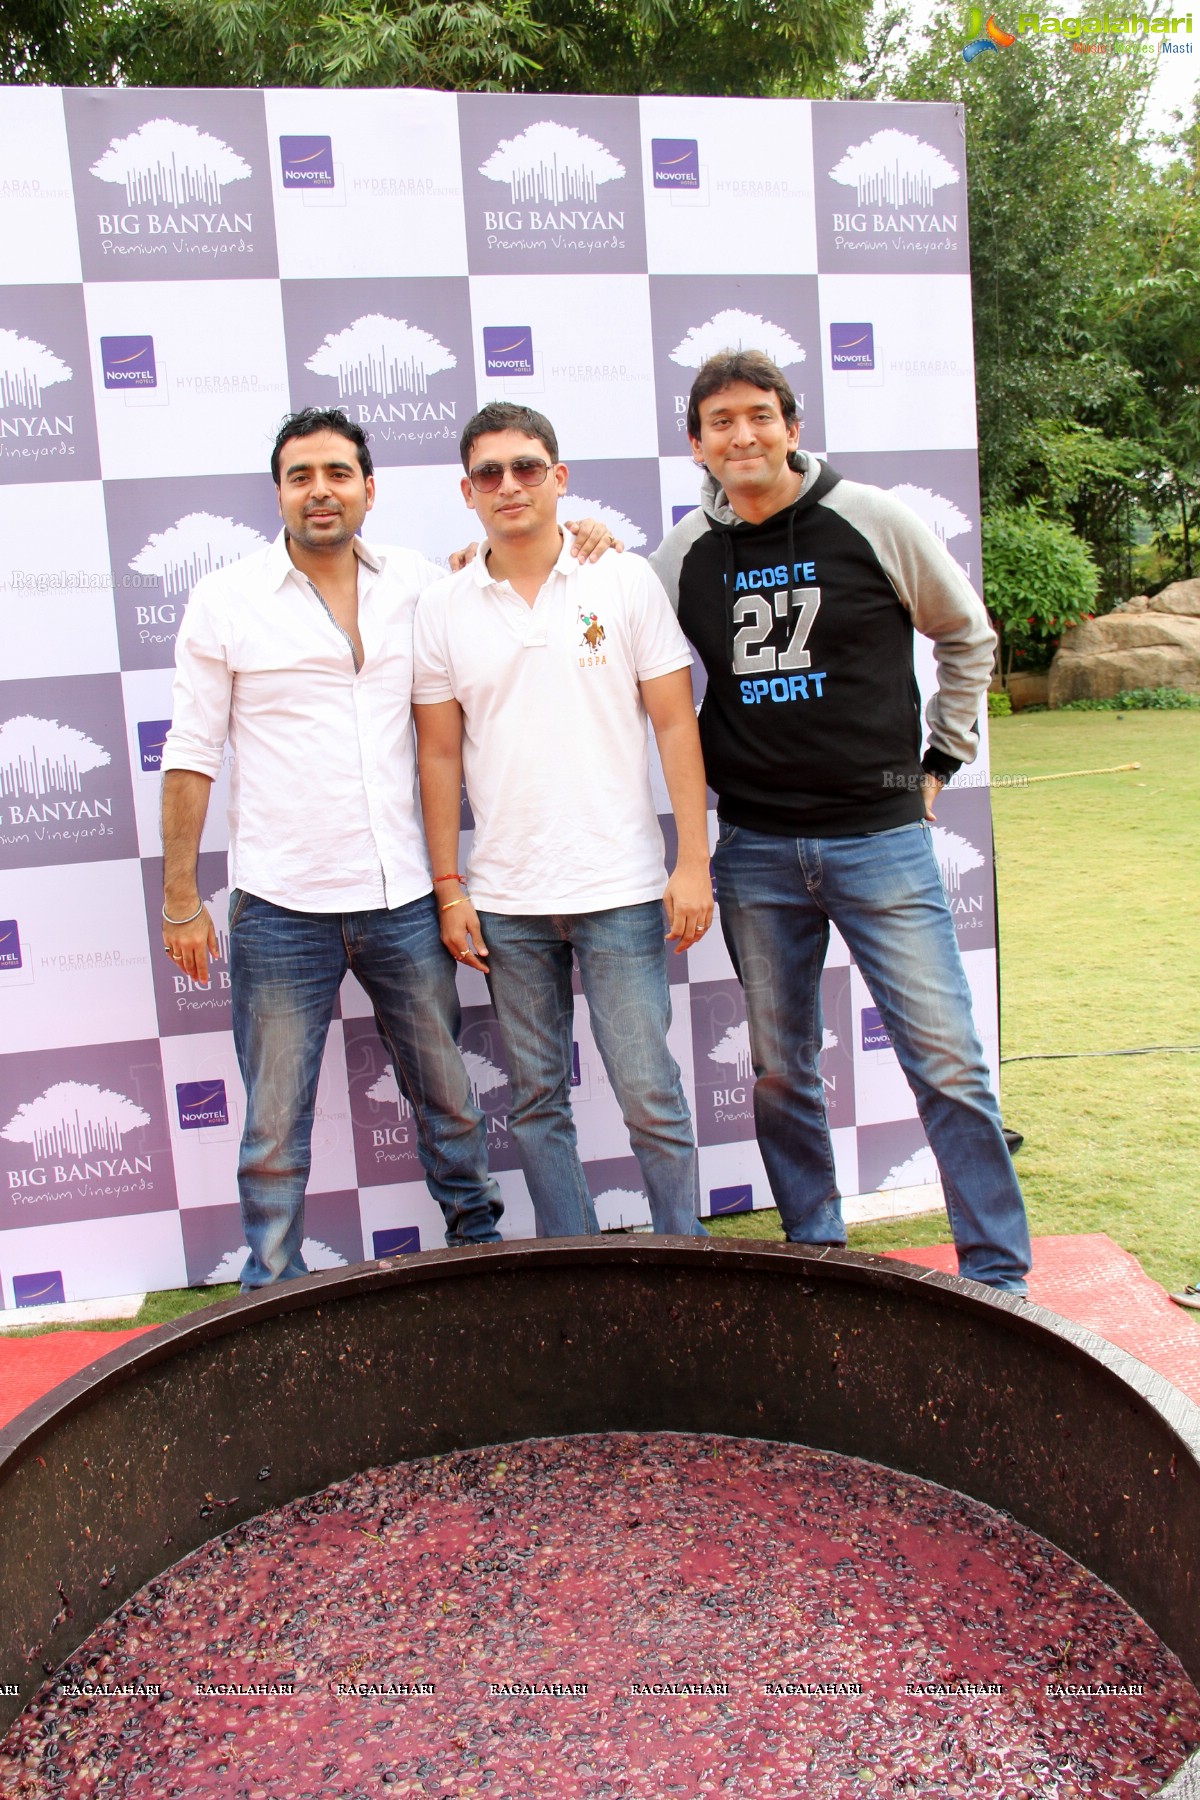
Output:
top-left (478, 901), bottom-right (704, 1238)
top-left (712, 820), bottom-right (1031, 1293)
top-left (229, 889), bottom-right (502, 1288)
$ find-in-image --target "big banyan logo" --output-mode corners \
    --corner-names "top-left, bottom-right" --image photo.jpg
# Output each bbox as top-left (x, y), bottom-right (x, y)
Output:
top-left (479, 121), bottom-right (626, 207)
top-left (1, 1079), bottom-right (151, 1161)
top-left (90, 118), bottom-right (252, 208)
top-left (671, 309), bottom-right (806, 372)
top-left (885, 484), bottom-right (972, 546)
top-left (0, 327), bottom-right (73, 411)
top-left (828, 130), bottom-right (961, 209)
top-left (305, 314), bottom-right (457, 399)
top-left (130, 511), bottom-right (270, 599)
top-left (0, 714), bottom-right (111, 800)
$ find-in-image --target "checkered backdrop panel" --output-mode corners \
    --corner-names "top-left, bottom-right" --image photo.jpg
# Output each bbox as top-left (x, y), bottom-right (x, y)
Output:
top-left (0, 86), bottom-right (994, 1306)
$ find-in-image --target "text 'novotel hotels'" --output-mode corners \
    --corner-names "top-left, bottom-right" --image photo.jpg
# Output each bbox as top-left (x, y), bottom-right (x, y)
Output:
top-left (0, 86), bottom-right (997, 1306)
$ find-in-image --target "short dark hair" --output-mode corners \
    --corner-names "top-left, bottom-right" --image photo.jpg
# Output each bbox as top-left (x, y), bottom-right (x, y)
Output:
top-left (459, 403), bottom-right (558, 472)
top-left (685, 350), bottom-right (799, 441)
top-left (271, 407), bottom-right (373, 484)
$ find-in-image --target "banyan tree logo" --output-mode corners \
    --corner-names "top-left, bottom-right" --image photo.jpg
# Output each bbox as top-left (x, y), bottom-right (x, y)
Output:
top-left (0, 714), bottom-right (110, 800)
top-left (829, 131), bottom-right (961, 210)
top-left (930, 826), bottom-right (985, 893)
top-left (130, 512), bottom-right (270, 599)
top-left (0, 328), bottom-right (72, 410)
top-left (366, 1065), bottom-right (414, 1123)
top-left (479, 121), bottom-right (625, 207)
top-left (305, 314), bottom-right (457, 399)
top-left (709, 1021), bottom-right (752, 1082)
top-left (558, 495), bottom-right (646, 550)
top-left (205, 1237), bottom-right (346, 1283)
top-left (1, 1080), bottom-right (150, 1161)
top-left (671, 309), bottom-right (805, 371)
top-left (886, 484), bottom-right (971, 545)
top-left (880, 1144), bottom-right (939, 1188)
top-left (90, 118), bottom-right (252, 209)
top-left (463, 1050), bottom-right (507, 1110)
top-left (203, 883), bottom-right (232, 964)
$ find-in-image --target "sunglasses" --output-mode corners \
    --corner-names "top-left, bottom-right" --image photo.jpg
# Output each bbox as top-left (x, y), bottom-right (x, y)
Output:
top-left (467, 458), bottom-right (553, 493)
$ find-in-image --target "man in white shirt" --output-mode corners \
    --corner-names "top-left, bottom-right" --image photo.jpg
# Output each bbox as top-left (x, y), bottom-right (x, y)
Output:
top-left (160, 407), bottom-right (505, 1287)
top-left (412, 402), bottom-right (713, 1238)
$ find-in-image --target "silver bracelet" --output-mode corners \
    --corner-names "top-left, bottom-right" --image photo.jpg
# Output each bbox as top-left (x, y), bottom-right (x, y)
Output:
top-left (162, 900), bottom-right (205, 926)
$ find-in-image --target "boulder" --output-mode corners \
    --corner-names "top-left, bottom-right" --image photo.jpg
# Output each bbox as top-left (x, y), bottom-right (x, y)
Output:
top-left (1049, 604), bottom-right (1200, 705)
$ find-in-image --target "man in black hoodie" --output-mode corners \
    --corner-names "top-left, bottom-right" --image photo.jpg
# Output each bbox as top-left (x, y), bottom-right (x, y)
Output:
top-left (650, 350), bottom-right (1030, 1294)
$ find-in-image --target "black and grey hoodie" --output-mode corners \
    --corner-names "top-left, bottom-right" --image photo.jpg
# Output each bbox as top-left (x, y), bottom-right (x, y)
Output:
top-left (649, 453), bottom-right (996, 837)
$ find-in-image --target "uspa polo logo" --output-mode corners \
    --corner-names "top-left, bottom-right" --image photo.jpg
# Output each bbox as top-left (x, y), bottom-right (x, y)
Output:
top-left (104, 472), bottom-right (280, 671)
top-left (0, 1041), bottom-right (177, 1228)
top-left (282, 277), bottom-right (476, 465)
top-left (63, 90), bottom-right (279, 280)
top-left (0, 286), bottom-right (101, 485)
top-left (142, 852), bottom-right (234, 1035)
top-left (279, 136), bottom-right (335, 190)
top-left (0, 676), bottom-right (139, 871)
top-left (648, 275), bottom-right (823, 456)
top-left (457, 95), bottom-right (647, 273)
top-left (812, 104), bottom-right (970, 274)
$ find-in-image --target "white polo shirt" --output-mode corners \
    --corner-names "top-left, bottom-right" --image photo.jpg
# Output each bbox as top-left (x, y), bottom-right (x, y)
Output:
top-left (412, 537), bottom-right (692, 914)
top-left (162, 531), bottom-right (441, 912)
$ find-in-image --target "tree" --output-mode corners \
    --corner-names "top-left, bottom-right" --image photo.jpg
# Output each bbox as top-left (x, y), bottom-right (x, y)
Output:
top-left (981, 506), bottom-right (1099, 681)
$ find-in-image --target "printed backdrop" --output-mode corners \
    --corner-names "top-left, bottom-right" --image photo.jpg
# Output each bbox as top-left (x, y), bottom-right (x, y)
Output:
top-left (0, 86), bottom-right (997, 1306)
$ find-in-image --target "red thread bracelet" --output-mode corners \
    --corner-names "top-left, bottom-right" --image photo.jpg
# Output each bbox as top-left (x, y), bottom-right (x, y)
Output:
top-left (432, 873), bottom-right (467, 885)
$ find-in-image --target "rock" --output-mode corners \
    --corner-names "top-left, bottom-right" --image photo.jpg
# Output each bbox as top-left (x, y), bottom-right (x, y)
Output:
top-left (1049, 605), bottom-right (1200, 705)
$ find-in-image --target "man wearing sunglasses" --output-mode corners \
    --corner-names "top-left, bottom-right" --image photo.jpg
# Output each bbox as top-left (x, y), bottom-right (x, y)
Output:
top-left (413, 402), bottom-right (712, 1239)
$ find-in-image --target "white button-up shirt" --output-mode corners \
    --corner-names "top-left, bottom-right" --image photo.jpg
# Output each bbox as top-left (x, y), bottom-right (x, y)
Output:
top-left (162, 531), bottom-right (441, 912)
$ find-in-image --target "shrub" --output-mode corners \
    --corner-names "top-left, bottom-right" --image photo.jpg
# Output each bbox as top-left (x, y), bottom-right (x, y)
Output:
top-left (1059, 687), bottom-right (1200, 711)
top-left (987, 690), bottom-right (1013, 717)
top-left (981, 506), bottom-right (1100, 681)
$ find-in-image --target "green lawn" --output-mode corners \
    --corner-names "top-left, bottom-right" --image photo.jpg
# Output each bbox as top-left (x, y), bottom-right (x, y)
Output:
top-left (9, 711), bottom-right (1198, 1337)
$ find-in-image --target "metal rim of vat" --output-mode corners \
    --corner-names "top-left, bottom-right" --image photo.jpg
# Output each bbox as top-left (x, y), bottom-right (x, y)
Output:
top-left (1, 1238), bottom-right (1198, 1795)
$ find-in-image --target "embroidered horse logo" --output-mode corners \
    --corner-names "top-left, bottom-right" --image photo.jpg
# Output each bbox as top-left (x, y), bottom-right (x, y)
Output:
top-left (580, 612), bottom-right (606, 652)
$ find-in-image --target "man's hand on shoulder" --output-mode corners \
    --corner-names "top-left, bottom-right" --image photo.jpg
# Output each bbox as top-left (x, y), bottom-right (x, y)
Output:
top-left (448, 541), bottom-right (480, 573)
top-left (563, 518), bottom-right (624, 562)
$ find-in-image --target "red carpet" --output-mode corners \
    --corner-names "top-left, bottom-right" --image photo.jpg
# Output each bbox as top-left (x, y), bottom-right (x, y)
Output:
top-left (0, 1328), bottom-right (152, 1430)
top-left (2, 1236), bottom-right (1199, 1432)
top-left (886, 1233), bottom-right (1200, 1408)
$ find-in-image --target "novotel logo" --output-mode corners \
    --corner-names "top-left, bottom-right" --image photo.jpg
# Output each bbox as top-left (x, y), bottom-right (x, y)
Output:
top-left (175, 1079), bottom-right (230, 1129)
top-left (137, 718), bottom-right (172, 773)
top-left (13, 1269), bottom-right (66, 1307)
top-left (279, 136), bottom-right (335, 189)
top-left (0, 919), bottom-right (22, 971)
top-left (483, 327), bottom-right (535, 378)
top-left (860, 1006), bottom-right (892, 1053)
top-left (651, 139), bottom-right (700, 190)
top-left (100, 335), bottom-right (157, 389)
top-left (830, 323), bottom-right (875, 370)
top-left (373, 1225), bottom-right (421, 1257)
top-left (709, 1183), bottom-right (753, 1215)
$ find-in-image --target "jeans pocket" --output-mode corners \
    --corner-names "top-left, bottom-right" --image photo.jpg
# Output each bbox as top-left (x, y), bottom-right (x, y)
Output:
top-left (228, 888), bottom-right (252, 931)
top-left (715, 819), bottom-right (739, 847)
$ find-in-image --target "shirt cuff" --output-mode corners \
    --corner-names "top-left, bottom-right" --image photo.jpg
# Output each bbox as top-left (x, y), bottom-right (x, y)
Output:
top-left (921, 746), bottom-right (962, 784)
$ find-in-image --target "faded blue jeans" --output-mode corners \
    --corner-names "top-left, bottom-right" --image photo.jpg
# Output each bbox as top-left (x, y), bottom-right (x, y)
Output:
top-left (712, 819), bottom-right (1031, 1293)
top-left (229, 889), bottom-right (502, 1288)
top-left (479, 901), bottom-right (705, 1238)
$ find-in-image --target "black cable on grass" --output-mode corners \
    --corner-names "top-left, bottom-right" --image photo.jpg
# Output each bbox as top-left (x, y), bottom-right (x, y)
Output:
top-left (1001, 1046), bottom-right (1200, 1064)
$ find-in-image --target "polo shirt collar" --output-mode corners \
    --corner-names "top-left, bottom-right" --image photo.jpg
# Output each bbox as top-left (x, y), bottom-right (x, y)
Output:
top-left (472, 529), bottom-right (575, 590)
